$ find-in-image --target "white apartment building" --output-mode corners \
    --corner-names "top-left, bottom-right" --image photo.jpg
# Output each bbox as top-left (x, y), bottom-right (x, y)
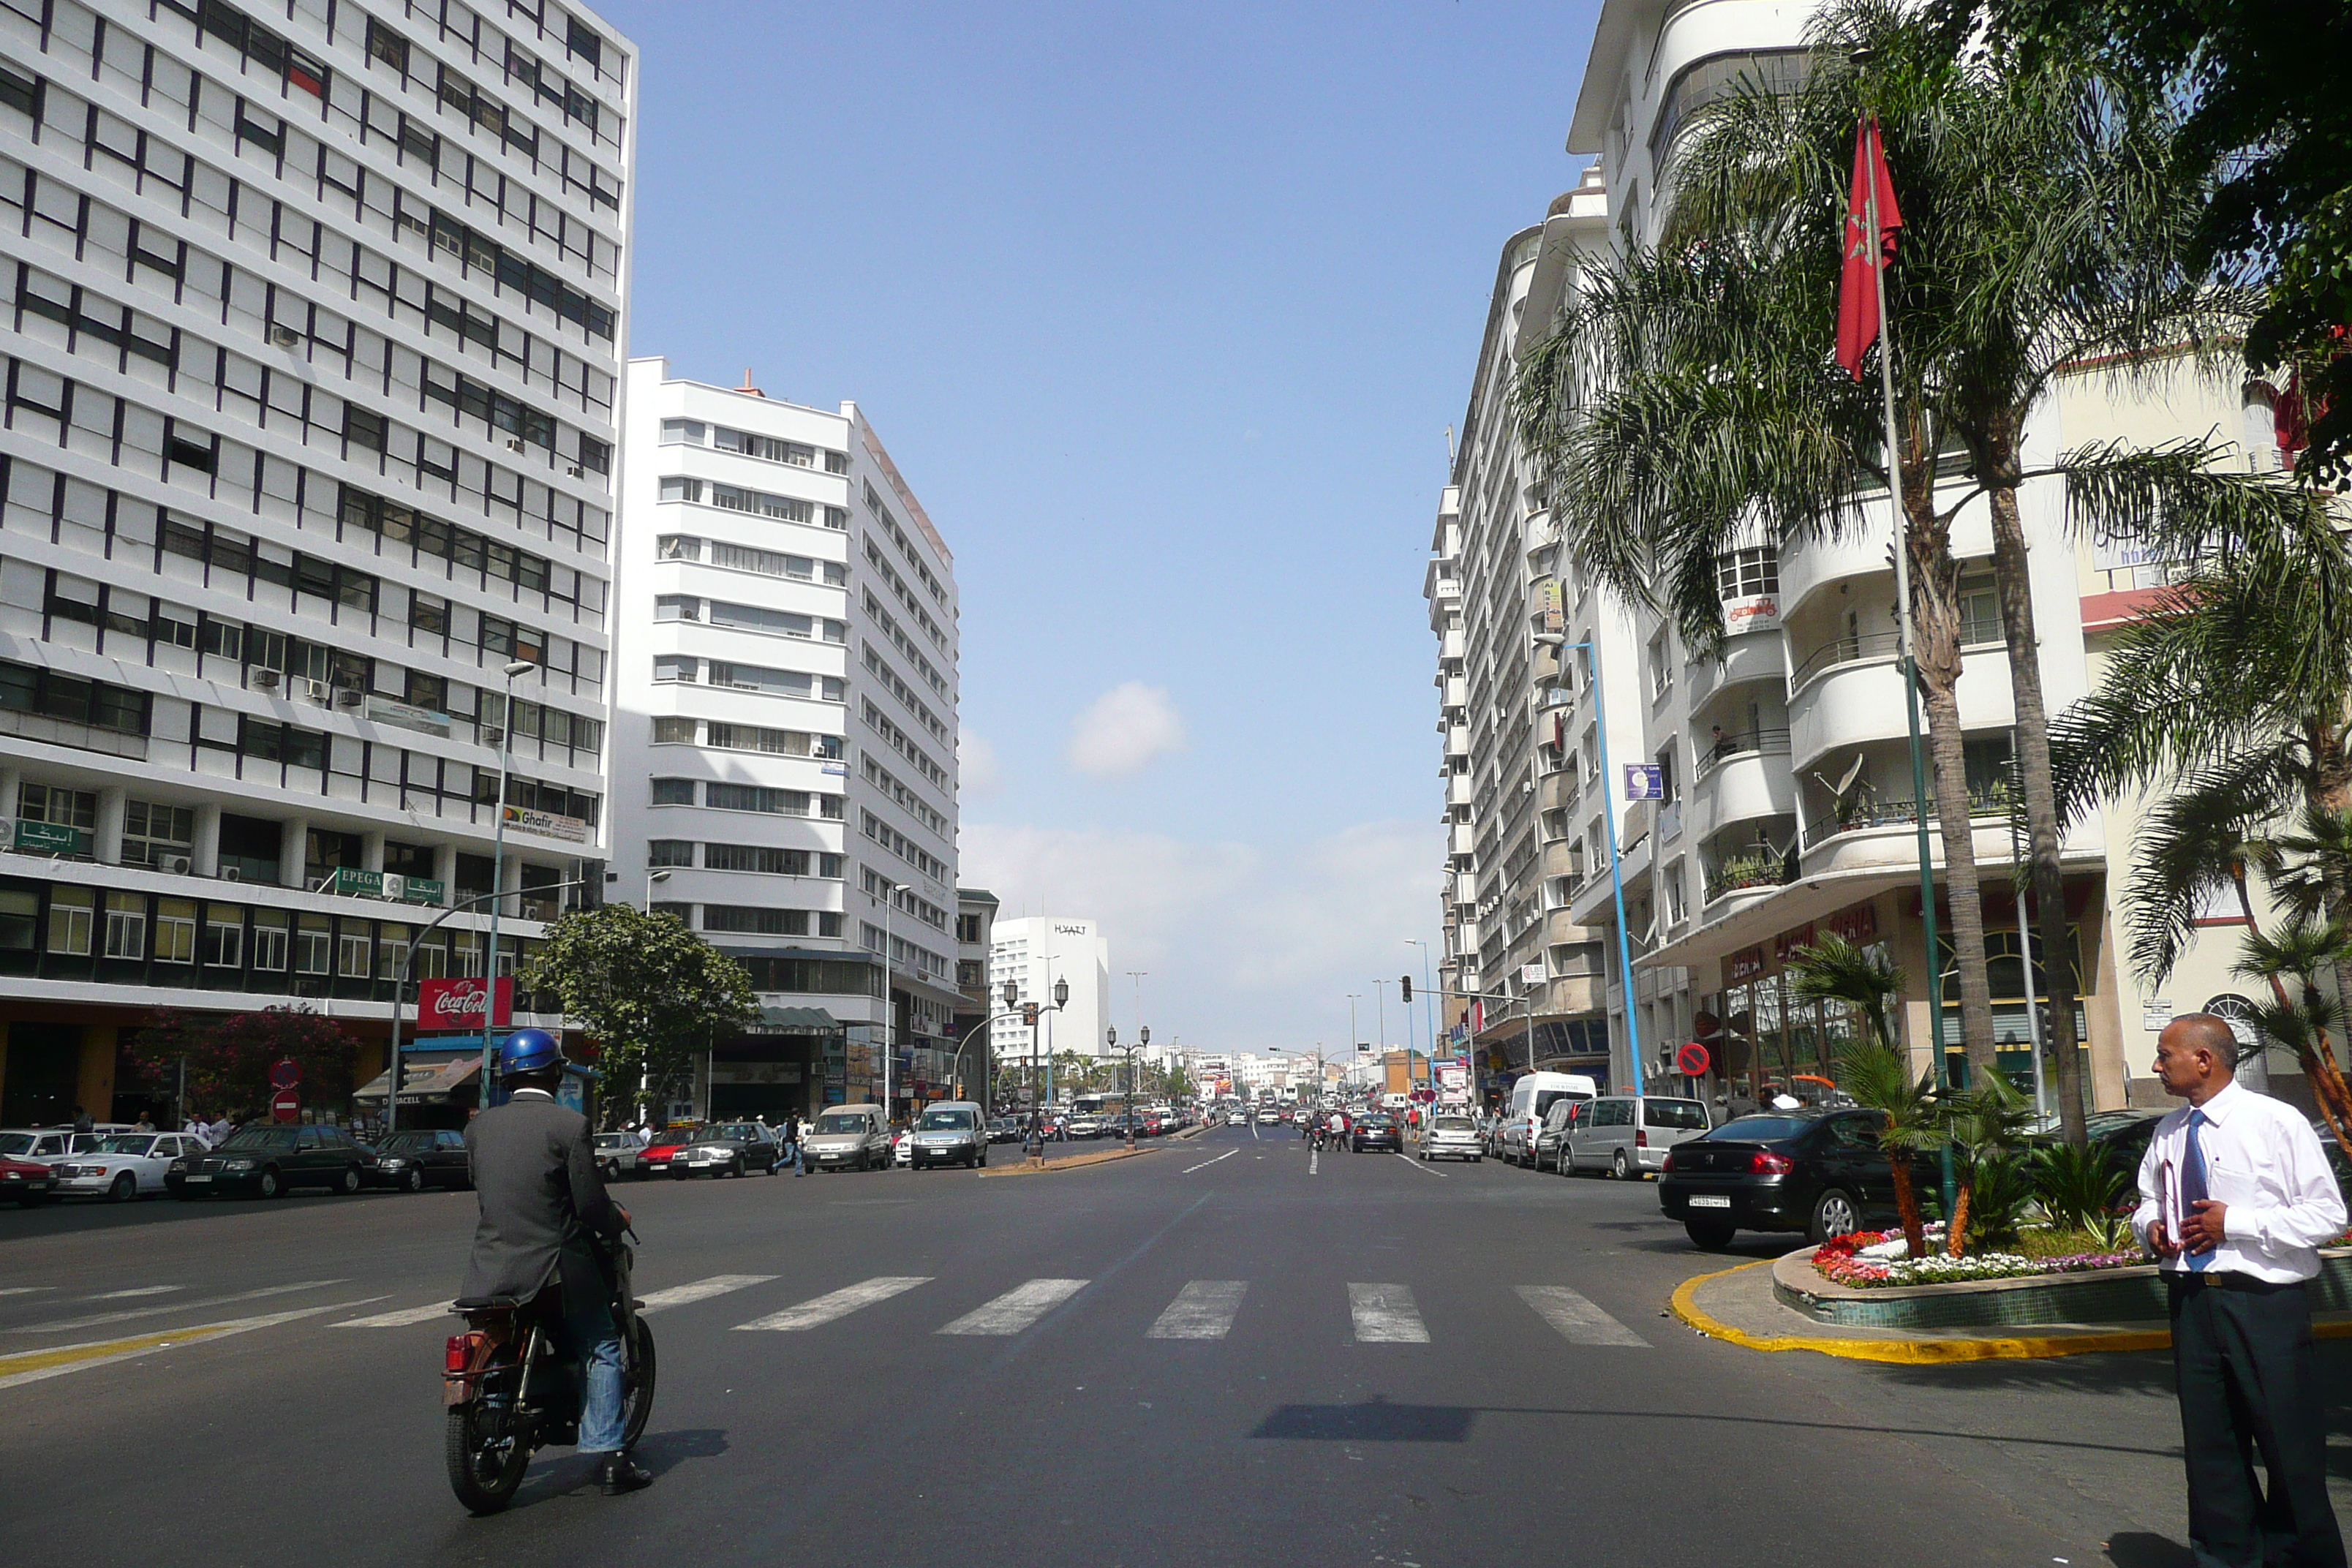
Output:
top-left (987, 916), bottom-right (1110, 1090)
top-left (1427, 163), bottom-right (1650, 1104)
top-left (612, 361), bottom-right (962, 1123)
top-left (0, 0), bottom-right (632, 1126)
top-left (1548, 0), bottom-right (2288, 1115)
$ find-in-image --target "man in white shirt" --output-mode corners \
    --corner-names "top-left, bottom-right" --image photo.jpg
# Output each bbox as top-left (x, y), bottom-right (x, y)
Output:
top-left (2133, 1013), bottom-right (2346, 1568)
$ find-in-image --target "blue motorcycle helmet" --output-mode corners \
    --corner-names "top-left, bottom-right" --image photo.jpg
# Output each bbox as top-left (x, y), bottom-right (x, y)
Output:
top-left (499, 1028), bottom-right (565, 1077)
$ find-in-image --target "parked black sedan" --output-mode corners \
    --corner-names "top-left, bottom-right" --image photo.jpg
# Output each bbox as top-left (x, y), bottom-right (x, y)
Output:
top-left (1659, 1108), bottom-right (1918, 1249)
top-left (177, 1123), bottom-right (378, 1199)
top-left (1351, 1113), bottom-right (1403, 1153)
top-left (365, 1128), bottom-right (472, 1192)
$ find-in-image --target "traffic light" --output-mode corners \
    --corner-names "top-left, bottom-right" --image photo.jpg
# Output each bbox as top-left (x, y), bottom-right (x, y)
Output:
top-left (1400, 975), bottom-right (1412, 1003)
top-left (1022, 1003), bottom-right (1040, 1027)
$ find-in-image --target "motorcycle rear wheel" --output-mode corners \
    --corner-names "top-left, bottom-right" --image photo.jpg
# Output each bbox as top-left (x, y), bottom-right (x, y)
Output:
top-left (445, 1400), bottom-right (532, 1515)
top-left (619, 1316), bottom-right (657, 1449)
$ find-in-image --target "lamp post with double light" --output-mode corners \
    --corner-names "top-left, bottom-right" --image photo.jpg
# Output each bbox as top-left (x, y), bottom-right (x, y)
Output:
top-left (1003, 975), bottom-right (1069, 1156)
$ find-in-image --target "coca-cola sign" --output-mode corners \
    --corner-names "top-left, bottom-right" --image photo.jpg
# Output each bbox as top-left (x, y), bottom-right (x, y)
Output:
top-left (416, 977), bottom-right (513, 1030)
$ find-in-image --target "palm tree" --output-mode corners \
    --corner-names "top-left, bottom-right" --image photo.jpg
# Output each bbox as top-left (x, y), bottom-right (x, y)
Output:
top-left (1787, 935), bottom-right (1940, 1257)
top-left (1520, 0), bottom-right (2248, 1144)
top-left (1941, 1069), bottom-right (2035, 1256)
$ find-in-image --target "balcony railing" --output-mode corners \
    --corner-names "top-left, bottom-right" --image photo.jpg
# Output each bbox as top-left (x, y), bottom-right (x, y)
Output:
top-left (1694, 726), bottom-right (1792, 780)
top-left (1801, 783), bottom-right (2015, 845)
top-left (1704, 849), bottom-right (1796, 904)
top-left (1790, 630), bottom-right (1901, 689)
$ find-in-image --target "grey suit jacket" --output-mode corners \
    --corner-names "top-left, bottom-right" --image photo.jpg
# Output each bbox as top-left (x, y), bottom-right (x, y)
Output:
top-left (459, 1091), bottom-right (622, 1315)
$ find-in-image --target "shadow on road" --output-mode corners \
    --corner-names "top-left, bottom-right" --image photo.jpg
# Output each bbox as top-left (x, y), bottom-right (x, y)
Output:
top-left (1254, 1399), bottom-right (1475, 1443)
top-left (2105, 1531), bottom-right (2193, 1567)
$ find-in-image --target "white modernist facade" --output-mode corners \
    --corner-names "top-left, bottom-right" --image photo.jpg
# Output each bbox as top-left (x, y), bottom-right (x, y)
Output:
top-left (1428, 162), bottom-right (1649, 1101)
top-left (613, 361), bottom-right (962, 1121)
top-left (0, 0), bottom-right (633, 1125)
top-left (987, 915), bottom-right (1111, 1071)
top-left (1541, 0), bottom-right (2291, 1115)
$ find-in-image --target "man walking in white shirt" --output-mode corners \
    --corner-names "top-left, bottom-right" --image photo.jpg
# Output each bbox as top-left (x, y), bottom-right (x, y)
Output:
top-left (2134, 1013), bottom-right (2348, 1568)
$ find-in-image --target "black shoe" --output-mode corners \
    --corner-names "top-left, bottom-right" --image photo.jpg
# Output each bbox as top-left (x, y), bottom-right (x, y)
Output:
top-left (598, 1453), bottom-right (653, 1496)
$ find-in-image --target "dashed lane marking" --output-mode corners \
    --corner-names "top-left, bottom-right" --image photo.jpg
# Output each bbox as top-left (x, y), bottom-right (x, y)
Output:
top-left (1309, 1151), bottom-right (1319, 1176)
top-left (936, 1279), bottom-right (1089, 1336)
top-left (83, 1286), bottom-right (185, 1300)
top-left (1516, 1285), bottom-right (1651, 1346)
top-left (1391, 1152), bottom-right (1447, 1177)
top-left (333, 1303), bottom-right (456, 1329)
top-left (1146, 1281), bottom-right (1248, 1341)
top-left (1183, 1150), bottom-right (1236, 1175)
top-left (735, 1276), bottom-right (932, 1332)
top-left (8, 1281), bottom-right (351, 1335)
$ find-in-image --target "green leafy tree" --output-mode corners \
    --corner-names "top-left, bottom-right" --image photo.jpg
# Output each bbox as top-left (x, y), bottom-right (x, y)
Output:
top-left (1790, 935), bottom-right (1940, 1257)
top-left (1518, 0), bottom-right (2243, 1140)
top-left (1164, 1063), bottom-right (1194, 1100)
top-left (123, 1006), bottom-right (361, 1122)
top-left (519, 905), bottom-right (757, 1128)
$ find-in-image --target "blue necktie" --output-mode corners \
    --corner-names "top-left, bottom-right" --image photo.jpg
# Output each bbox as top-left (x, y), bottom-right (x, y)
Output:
top-left (2181, 1109), bottom-right (2213, 1272)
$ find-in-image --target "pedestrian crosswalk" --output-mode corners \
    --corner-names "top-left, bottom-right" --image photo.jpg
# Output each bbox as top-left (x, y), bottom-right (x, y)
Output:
top-left (5, 1272), bottom-right (1654, 1376)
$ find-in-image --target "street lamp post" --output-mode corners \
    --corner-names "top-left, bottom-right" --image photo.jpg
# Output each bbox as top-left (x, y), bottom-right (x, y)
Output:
top-left (877, 880), bottom-right (910, 1128)
top-left (1407, 937), bottom-right (1437, 1127)
top-left (645, 867), bottom-right (671, 911)
top-left (1006, 975), bottom-right (1069, 1154)
top-left (475, 657), bottom-right (541, 1109)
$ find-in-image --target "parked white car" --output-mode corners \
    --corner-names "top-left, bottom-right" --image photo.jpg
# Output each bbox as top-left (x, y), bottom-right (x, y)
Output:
top-left (55, 1132), bottom-right (208, 1201)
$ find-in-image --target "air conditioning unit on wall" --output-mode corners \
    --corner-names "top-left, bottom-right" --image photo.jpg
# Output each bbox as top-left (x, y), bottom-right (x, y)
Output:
top-left (160, 854), bottom-right (192, 875)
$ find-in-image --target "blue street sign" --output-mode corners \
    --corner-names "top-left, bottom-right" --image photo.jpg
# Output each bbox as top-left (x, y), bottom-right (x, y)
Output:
top-left (1624, 763), bottom-right (1665, 800)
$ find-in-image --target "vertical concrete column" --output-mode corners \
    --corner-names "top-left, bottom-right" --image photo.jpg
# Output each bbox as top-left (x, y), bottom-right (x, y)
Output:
top-left (190, 804), bottom-right (222, 878)
top-left (94, 786), bottom-right (128, 865)
top-left (0, 764), bottom-right (20, 847)
top-left (361, 830), bottom-right (386, 873)
top-left (431, 843), bottom-right (459, 907)
top-left (279, 815), bottom-right (309, 889)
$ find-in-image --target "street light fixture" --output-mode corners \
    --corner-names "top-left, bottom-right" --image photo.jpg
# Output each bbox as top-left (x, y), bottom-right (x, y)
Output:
top-left (645, 867), bottom-right (671, 911)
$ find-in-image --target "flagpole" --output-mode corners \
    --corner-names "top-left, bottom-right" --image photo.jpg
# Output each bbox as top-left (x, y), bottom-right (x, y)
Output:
top-left (1858, 108), bottom-right (1958, 1225)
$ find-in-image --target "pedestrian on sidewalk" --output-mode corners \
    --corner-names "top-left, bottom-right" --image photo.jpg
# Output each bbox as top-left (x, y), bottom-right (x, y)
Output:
top-left (72, 1106), bottom-right (93, 1134)
top-left (2135, 1013), bottom-right (2348, 1568)
top-left (135, 1111), bottom-right (155, 1133)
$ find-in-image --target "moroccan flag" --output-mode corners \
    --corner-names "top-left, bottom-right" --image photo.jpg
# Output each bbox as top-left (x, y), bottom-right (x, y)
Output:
top-left (1834, 115), bottom-right (1902, 380)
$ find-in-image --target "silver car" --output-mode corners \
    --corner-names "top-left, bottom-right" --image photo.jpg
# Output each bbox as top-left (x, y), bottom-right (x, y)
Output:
top-left (1564, 1095), bottom-right (1713, 1179)
top-left (804, 1104), bottom-right (892, 1172)
top-left (908, 1102), bottom-right (989, 1169)
top-left (1420, 1113), bottom-right (1482, 1162)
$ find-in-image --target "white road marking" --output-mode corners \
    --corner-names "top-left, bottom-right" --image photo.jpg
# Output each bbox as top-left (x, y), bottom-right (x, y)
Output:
top-left (1516, 1285), bottom-right (1651, 1347)
top-left (332, 1303), bottom-right (456, 1329)
top-left (9, 1281), bottom-right (350, 1335)
top-left (735, 1276), bottom-right (932, 1332)
top-left (1146, 1280), bottom-right (1248, 1340)
top-left (0, 1289), bottom-right (53, 1297)
top-left (936, 1278), bottom-right (1088, 1336)
top-left (1183, 1150), bottom-right (1236, 1175)
top-left (1309, 1150), bottom-right (1319, 1176)
top-left (1348, 1283), bottom-right (1430, 1343)
top-left (0, 1300), bottom-right (376, 1391)
top-left (82, 1286), bottom-right (185, 1300)
top-left (635, 1275), bottom-right (777, 1314)
top-left (1391, 1152), bottom-right (1447, 1177)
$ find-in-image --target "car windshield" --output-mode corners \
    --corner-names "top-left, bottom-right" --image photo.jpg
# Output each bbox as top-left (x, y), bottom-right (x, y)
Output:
top-left (1361, 1115), bottom-right (1395, 1128)
top-left (0, 1133), bottom-right (41, 1156)
top-left (1644, 1099), bottom-right (1711, 1131)
top-left (920, 1110), bottom-right (976, 1131)
top-left (222, 1128), bottom-right (300, 1152)
top-left (690, 1126), bottom-right (744, 1143)
top-left (378, 1131), bottom-right (435, 1152)
top-left (1703, 1115), bottom-right (1817, 1142)
top-left (595, 1134), bottom-right (629, 1149)
top-left (1433, 1117), bottom-right (1474, 1132)
top-left (815, 1114), bottom-right (867, 1134)
top-left (647, 1130), bottom-right (692, 1145)
top-left (94, 1135), bottom-right (159, 1155)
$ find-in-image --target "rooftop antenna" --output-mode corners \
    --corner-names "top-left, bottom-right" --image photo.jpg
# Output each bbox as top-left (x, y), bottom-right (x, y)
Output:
top-left (1444, 424), bottom-right (1456, 466)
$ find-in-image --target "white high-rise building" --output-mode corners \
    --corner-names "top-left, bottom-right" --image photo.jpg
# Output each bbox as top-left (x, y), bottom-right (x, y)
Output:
top-left (0, 0), bottom-right (632, 1126)
top-left (611, 361), bottom-right (962, 1123)
top-left (987, 916), bottom-right (1111, 1079)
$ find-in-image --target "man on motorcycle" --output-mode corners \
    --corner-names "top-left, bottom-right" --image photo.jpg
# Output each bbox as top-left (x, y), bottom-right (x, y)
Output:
top-left (459, 1029), bottom-right (651, 1496)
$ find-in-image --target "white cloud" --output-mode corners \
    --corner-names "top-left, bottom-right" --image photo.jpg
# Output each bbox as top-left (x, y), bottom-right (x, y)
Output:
top-left (1066, 682), bottom-right (1188, 780)
top-left (958, 725), bottom-right (1003, 796)
top-left (960, 818), bottom-right (1444, 1057)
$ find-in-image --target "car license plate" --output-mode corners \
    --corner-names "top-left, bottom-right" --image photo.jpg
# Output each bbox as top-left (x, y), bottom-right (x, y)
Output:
top-left (1689, 1194), bottom-right (1731, 1209)
top-left (186, 1175), bottom-right (211, 1183)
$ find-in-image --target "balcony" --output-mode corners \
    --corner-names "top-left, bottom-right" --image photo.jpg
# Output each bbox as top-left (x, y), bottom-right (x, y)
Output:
top-left (1790, 637), bottom-right (2016, 772)
top-left (1703, 847), bottom-right (1796, 907)
top-left (1689, 739), bottom-right (1795, 845)
top-left (1798, 785), bottom-right (2019, 879)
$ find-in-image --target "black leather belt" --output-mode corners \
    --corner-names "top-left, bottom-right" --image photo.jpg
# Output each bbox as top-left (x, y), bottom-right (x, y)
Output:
top-left (2167, 1270), bottom-right (2302, 1294)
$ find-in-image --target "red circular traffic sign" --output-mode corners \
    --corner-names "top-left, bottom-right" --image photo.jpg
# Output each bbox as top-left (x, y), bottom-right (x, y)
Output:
top-left (1676, 1041), bottom-right (1712, 1076)
top-left (270, 1088), bottom-right (301, 1123)
top-left (269, 1057), bottom-right (301, 1089)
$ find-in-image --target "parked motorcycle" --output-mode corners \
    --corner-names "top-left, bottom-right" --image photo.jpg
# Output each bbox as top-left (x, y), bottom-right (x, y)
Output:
top-left (442, 1234), bottom-right (656, 1515)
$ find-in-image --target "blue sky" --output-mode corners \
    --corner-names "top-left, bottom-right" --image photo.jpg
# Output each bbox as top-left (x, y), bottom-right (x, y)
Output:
top-left (600, 0), bottom-right (1605, 1056)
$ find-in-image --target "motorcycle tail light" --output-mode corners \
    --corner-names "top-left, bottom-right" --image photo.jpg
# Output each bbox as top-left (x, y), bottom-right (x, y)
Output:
top-left (445, 1332), bottom-right (483, 1373)
top-left (1749, 1150), bottom-right (1794, 1175)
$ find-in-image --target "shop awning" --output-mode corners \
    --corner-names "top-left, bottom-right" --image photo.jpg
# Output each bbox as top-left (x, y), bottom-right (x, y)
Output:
top-left (755, 1006), bottom-right (840, 1032)
top-left (354, 1055), bottom-right (482, 1104)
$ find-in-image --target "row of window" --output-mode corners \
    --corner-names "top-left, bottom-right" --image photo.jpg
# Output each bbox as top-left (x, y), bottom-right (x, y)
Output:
top-left (859, 919), bottom-right (949, 984)
top-left (649, 716), bottom-right (843, 759)
top-left (859, 532), bottom-right (948, 654)
top-left (659, 903), bottom-right (846, 938)
top-left (860, 643), bottom-right (951, 749)
top-left (861, 588), bottom-right (951, 701)
top-left (862, 810), bottom-right (948, 888)
top-left (648, 841), bottom-right (845, 881)
top-left (652, 657), bottom-right (846, 704)
top-left (650, 779), bottom-right (846, 820)
top-left (661, 418), bottom-right (849, 475)
top-left (860, 698), bottom-right (952, 796)
top-left (859, 866), bottom-right (948, 935)
top-left (0, 657), bottom-right (150, 737)
top-left (655, 535), bottom-right (847, 587)
top-left (859, 753), bottom-right (951, 843)
top-left (658, 476), bottom-right (850, 532)
top-left (860, 480), bottom-right (948, 609)
top-left (653, 595), bottom-right (848, 645)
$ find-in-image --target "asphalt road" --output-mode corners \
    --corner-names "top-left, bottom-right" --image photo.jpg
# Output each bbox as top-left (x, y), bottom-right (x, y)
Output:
top-left (0, 1120), bottom-right (2326, 1567)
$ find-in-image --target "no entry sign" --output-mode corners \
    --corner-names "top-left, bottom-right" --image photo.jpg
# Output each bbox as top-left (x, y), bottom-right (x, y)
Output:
top-left (1676, 1041), bottom-right (1711, 1077)
top-left (271, 1088), bottom-right (301, 1123)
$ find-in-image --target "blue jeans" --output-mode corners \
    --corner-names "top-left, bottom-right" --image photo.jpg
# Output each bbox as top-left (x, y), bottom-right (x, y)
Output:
top-left (559, 1295), bottom-right (627, 1454)
top-left (792, 1141), bottom-right (805, 1175)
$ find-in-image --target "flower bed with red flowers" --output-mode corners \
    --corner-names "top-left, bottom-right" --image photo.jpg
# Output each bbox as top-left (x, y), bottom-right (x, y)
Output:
top-left (1811, 1226), bottom-right (2142, 1289)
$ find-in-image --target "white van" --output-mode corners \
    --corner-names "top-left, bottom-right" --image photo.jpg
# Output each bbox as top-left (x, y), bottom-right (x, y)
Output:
top-left (1502, 1072), bottom-right (1598, 1168)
